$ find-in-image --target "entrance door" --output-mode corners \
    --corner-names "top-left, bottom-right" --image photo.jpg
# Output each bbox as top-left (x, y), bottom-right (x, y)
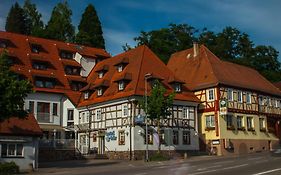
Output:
top-left (98, 136), bottom-right (105, 154)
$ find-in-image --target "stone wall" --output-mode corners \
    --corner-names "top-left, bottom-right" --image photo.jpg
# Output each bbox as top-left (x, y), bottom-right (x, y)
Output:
top-left (39, 148), bottom-right (76, 162)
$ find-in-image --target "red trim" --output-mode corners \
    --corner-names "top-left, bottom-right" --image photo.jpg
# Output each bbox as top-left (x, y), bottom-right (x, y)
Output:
top-left (215, 87), bottom-right (220, 136)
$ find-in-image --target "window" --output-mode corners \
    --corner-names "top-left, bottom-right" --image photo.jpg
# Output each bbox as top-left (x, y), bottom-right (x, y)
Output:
top-left (97, 88), bottom-right (103, 96)
top-left (65, 66), bottom-right (80, 75)
top-left (246, 93), bottom-right (251, 104)
top-left (182, 131), bottom-right (190, 145)
top-left (247, 117), bottom-right (254, 130)
top-left (37, 102), bottom-right (50, 114)
top-left (118, 131), bottom-right (125, 145)
top-left (160, 130), bottom-right (165, 144)
top-left (182, 107), bottom-right (189, 119)
top-left (98, 72), bottom-right (103, 78)
top-left (35, 79), bottom-right (55, 88)
top-left (31, 44), bottom-right (41, 53)
top-left (226, 115), bottom-right (233, 128)
top-left (1, 143), bottom-right (23, 157)
top-left (82, 113), bottom-right (85, 123)
top-left (268, 98), bottom-right (272, 106)
top-left (175, 84), bottom-right (181, 92)
top-left (68, 109), bottom-right (74, 120)
top-left (0, 41), bottom-right (7, 48)
top-left (28, 101), bottom-right (34, 114)
top-left (96, 109), bottom-right (101, 120)
top-left (275, 99), bottom-right (279, 108)
top-left (259, 118), bottom-right (266, 130)
top-left (118, 81), bottom-right (125, 91)
top-left (207, 89), bottom-right (215, 101)
top-left (117, 65), bottom-right (123, 72)
top-left (144, 131), bottom-right (153, 144)
top-left (52, 103), bottom-right (58, 116)
top-left (237, 116), bottom-right (244, 129)
top-left (206, 115), bottom-right (215, 128)
top-left (173, 130), bottom-right (179, 145)
top-left (32, 62), bottom-right (48, 70)
top-left (227, 89), bottom-right (233, 101)
top-left (123, 105), bottom-right (128, 117)
top-left (238, 91), bottom-right (243, 103)
top-left (60, 50), bottom-right (74, 59)
top-left (84, 92), bottom-right (89, 99)
top-left (259, 96), bottom-right (263, 105)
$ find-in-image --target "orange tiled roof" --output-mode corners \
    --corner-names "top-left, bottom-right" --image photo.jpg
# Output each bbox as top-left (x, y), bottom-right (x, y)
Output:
top-left (79, 45), bottom-right (200, 107)
top-left (167, 45), bottom-right (281, 96)
top-left (0, 114), bottom-right (42, 136)
top-left (0, 31), bottom-right (110, 105)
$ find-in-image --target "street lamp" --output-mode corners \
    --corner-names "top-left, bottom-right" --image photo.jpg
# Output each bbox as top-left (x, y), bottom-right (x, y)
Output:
top-left (144, 73), bottom-right (152, 162)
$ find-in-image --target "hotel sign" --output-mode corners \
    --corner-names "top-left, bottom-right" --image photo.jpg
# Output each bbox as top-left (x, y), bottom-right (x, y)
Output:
top-left (220, 99), bottom-right (228, 115)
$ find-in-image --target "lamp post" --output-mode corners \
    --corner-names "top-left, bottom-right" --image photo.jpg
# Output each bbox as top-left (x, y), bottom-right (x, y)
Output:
top-left (144, 73), bottom-right (152, 162)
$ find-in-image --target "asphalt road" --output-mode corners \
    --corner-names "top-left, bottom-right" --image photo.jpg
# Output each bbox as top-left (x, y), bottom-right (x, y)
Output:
top-left (35, 153), bottom-right (281, 175)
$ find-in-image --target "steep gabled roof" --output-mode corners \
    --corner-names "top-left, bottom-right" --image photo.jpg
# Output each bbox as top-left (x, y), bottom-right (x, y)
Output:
top-left (0, 31), bottom-right (110, 105)
top-left (167, 45), bottom-right (281, 96)
top-left (79, 45), bottom-right (199, 107)
top-left (0, 114), bottom-right (42, 136)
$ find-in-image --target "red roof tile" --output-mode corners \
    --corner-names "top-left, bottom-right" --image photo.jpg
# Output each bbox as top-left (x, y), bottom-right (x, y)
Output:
top-left (0, 31), bottom-right (110, 105)
top-left (0, 114), bottom-right (42, 136)
top-left (167, 45), bottom-right (281, 96)
top-left (79, 45), bottom-right (199, 107)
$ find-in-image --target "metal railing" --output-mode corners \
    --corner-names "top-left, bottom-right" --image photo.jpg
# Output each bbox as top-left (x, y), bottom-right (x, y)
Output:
top-left (36, 112), bottom-right (53, 123)
top-left (39, 139), bottom-right (75, 149)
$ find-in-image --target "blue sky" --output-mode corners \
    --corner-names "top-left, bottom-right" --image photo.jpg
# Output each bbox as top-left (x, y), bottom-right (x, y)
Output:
top-left (0, 0), bottom-right (281, 57)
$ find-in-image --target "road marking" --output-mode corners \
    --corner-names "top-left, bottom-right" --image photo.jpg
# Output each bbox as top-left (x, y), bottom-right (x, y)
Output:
top-left (197, 165), bottom-right (222, 171)
top-left (252, 168), bottom-right (281, 175)
top-left (189, 164), bottom-right (248, 175)
top-left (213, 160), bottom-right (234, 164)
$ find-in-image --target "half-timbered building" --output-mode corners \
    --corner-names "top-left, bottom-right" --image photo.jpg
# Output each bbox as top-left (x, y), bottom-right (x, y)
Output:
top-left (167, 44), bottom-right (281, 156)
top-left (76, 45), bottom-right (200, 159)
top-left (0, 31), bottom-right (110, 141)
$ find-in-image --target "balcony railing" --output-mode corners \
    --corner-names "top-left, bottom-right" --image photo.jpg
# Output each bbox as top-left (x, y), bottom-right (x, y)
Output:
top-left (36, 112), bottom-right (53, 123)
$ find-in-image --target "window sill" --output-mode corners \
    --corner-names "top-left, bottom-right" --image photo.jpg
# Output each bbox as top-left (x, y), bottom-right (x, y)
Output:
top-left (237, 127), bottom-right (246, 131)
top-left (227, 126), bottom-right (235, 130)
top-left (260, 128), bottom-right (267, 132)
top-left (205, 127), bottom-right (215, 131)
top-left (247, 128), bottom-right (255, 132)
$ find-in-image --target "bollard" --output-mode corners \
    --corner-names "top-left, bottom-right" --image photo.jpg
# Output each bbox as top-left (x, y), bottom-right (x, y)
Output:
top-left (184, 152), bottom-right (188, 159)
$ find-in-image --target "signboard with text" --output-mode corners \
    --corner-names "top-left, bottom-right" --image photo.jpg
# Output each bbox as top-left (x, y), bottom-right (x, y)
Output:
top-left (220, 99), bottom-right (228, 115)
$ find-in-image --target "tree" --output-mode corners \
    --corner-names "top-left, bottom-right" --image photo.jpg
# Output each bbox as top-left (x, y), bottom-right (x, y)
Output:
top-left (139, 80), bottom-right (175, 152)
top-left (126, 24), bottom-right (197, 63)
top-left (0, 52), bottom-right (33, 121)
top-left (23, 0), bottom-right (44, 37)
top-left (5, 2), bottom-right (29, 35)
top-left (76, 4), bottom-right (105, 49)
top-left (45, 1), bottom-right (75, 42)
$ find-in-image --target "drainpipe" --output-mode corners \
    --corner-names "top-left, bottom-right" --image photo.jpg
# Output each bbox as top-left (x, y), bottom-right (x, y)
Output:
top-left (129, 99), bottom-right (133, 160)
top-left (86, 106), bottom-right (91, 154)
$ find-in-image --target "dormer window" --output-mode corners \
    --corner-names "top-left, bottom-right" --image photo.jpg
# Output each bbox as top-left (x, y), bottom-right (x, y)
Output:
top-left (60, 50), bottom-right (74, 59)
top-left (98, 72), bottom-right (104, 78)
top-left (32, 61), bottom-right (48, 70)
top-left (97, 88), bottom-right (103, 96)
top-left (84, 92), bottom-right (89, 99)
top-left (175, 83), bottom-right (182, 92)
top-left (0, 41), bottom-right (7, 48)
top-left (34, 78), bottom-right (55, 88)
top-left (65, 66), bottom-right (80, 75)
top-left (31, 44), bottom-right (41, 53)
top-left (117, 65), bottom-right (123, 72)
top-left (118, 81), bottom-right (125, 91)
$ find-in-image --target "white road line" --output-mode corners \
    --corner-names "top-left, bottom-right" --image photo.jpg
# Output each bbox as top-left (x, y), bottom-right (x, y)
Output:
top-left (197, 165), bottom-right (222, 171)
top-left (252, 168), bottom-right (281, 175)
top-left (189, 164), bottom-right (248, 175)
top-left (213, 160), bottom-right (234, 164)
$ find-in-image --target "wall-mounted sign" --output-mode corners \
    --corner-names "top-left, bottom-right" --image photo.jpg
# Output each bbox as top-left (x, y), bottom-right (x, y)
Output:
top-left (220, 99), bottom-right (228, 115)
top-left (105, 131), bottom-right (117, 142)
top-left (212, 139), bottom-right (220, 145)
top-left (134, 114), bottom-right (145, 124)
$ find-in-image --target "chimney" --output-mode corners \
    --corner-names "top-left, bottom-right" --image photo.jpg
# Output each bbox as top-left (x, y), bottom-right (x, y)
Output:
top-left (193, 42), bottom-right (199, 57)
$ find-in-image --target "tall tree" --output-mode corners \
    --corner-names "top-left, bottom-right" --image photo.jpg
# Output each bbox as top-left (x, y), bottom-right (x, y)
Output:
top-left (0, 52), bottom-right (33, 121)
top-left (139, 80), bottom-right (174, 152)
top-left (45, 1), bottom-right (75, 42)
top-left (23, 0), bottom-right (44, 37)
top-left (5, 2), bottom-right (29, 34)
top-left (76, 4), bottom-right (105, 49)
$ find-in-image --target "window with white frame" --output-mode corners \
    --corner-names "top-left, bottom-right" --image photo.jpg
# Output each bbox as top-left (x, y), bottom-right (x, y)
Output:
top-left (182, 107), bottom-right (189, 119)
top-left (117, 65), bottom-right (123, 72)
top-left (268, 98), bottom-right (272, 106)
top-left (206, 115), bottom-right (215, 128)
top-left (144, 130), bottom-right (153, 144)
top-left (237, 116), bottom-right (244, 129)
top-left (1, 143), bottom-right (23, 157)
top-left (275, 99), bottom-right (279, 108)
top-left (97, 88), bottom-right (103, 96)
top-left (182, 131), bottom-right (190, 145)
top-left (226, 115), bottom-right (234, 128)
top-left (246, 92), bottom-right (251, 104)
top-left (238, 91), bottom-right (243, 103)
top-left (207, 89), bottom-right (215, 101)
top-left (247, 117), bottom-right (254, 130)
top-left (122, 105), bottom-right (128, 117)
top-left (160, 130), bottom-right (165, 144)
top-left (173, 130), bottom-right (179, 145)
top-left (84, 92), bottom-right (89, 99)
top-left (259, 118), bottom-right (266, 130)
top-left (227, 89), bottom-right (233, 101)
top-left (175, 83), bottom-right (181, 92)
top-left (258, 96), bottom-right (263, 105)
top-left (118, 81), bottom-right (125, 91)
top-left (82, 113), bottom-right (85, 123)
top-left (118, 131), bottom-right (125, 145)
top-left (98, 72), bottom-right (103, 79)
top-left (96, 109), bottom-right (101, 120)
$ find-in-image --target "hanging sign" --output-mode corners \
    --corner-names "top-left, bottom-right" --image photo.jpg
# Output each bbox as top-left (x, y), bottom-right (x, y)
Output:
top-left (220, 99), bottom-right (228, 115)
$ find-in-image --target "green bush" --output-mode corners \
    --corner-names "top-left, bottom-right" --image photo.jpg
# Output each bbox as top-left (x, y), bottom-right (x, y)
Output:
top-left (149, 153), bottom-right (169, 161)
top-left (0, 161), bottom-right (19, 175)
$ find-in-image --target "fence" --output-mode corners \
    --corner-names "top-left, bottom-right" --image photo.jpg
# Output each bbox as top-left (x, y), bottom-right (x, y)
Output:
top-left (39, 139), bottom-right (75, 149)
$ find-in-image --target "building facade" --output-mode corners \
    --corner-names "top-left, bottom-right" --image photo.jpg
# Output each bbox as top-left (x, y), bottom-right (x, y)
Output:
top-left (76, 45), bottom-right (200, 159)
top-left (168, 44), bottom-right (281, 155)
